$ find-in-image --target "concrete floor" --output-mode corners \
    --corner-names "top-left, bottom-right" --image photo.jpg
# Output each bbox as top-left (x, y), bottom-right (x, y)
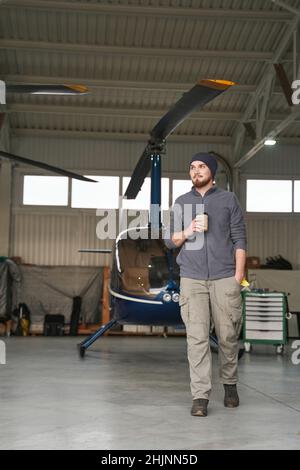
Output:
top-left (0, 336), bottom-right (299, 450)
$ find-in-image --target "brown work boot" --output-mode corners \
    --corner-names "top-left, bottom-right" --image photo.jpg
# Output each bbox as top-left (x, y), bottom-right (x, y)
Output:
top-left (224, 384), bottom-right (239, 408)
top-left (191, 398), bottom-right (209, 417)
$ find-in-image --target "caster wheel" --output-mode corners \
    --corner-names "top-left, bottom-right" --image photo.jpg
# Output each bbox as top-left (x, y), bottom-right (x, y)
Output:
top-left (77, 344), bottom-right (85, 358)
top-left (276, 344), bottom-right (284, 355)
top-left (244, 342), bottom-right (252, 353)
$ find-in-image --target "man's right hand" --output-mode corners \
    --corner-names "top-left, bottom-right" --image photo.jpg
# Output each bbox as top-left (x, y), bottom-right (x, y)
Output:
top-left (184, 217), bottom-right (204, 238)
top-left (171, 218), bottom-right (204, 248)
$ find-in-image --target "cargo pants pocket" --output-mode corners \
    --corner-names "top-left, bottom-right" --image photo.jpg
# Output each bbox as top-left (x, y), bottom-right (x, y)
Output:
top-left (226, 285), bottom-right (243, 337)
top-left (179, 294), bottom-right (189, 325)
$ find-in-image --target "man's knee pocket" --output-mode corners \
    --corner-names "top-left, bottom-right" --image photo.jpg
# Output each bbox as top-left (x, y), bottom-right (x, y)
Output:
top-left (179, 294), bottom-right (189, 324)
top-left (224, 284), bottom-right (243, 336)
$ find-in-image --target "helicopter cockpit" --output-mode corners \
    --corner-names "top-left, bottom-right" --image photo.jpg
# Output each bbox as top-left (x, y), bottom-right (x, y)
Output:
top-left (115, 228), bottom-right (179, 298)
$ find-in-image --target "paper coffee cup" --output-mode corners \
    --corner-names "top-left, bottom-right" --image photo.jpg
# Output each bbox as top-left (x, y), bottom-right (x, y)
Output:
top-left (196, 213), bottom-right (208, 231)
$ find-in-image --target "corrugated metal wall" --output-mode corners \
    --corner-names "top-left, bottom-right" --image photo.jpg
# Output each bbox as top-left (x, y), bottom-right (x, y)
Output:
top-left (243, 144), bottom-right (300, 268)
top-left (10, 136), bottom-right (231, 265)
top-left (245, 215), bottom-right (300, 268)
top-left (241, 144), bottom-right (300, 176)
top-left (9, 137), bottom-right (300, 268)
top-left (11, 136), bottom-right (232, 172)
top-left (11, 209), bottom-right (113, 266)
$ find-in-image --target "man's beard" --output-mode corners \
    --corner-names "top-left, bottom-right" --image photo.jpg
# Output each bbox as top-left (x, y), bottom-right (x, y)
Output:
top-left (192, 174), bottom-right (212, 188)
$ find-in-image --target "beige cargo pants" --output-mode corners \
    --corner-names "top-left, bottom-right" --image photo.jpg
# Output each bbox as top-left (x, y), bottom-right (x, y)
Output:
top-left (180, 276), bottom-right (243, 400)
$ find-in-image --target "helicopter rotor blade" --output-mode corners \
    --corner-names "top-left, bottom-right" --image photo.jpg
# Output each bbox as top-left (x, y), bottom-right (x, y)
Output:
top-left (6, 84), bottom-right (88, 95)
top-left (78, 249), bottom-right (112, 253)
top-left (1, 82), bottom-right (90, 180)
top-left (124, 145), bottom-right (151, 199)
top-left (124, 79), bottom-right (235, 199)
top-left (151, 79), bottom-right (235, 141)
top-left (0, 150), bottom-right (97, 182)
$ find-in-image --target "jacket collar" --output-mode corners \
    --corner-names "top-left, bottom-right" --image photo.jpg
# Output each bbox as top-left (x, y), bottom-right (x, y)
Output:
top-left (191, 185), bottom-right (218, 197)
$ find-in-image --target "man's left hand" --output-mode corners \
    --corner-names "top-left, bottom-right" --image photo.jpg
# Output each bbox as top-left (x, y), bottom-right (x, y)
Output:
top-left (235, 274), bottom-right (244, 285)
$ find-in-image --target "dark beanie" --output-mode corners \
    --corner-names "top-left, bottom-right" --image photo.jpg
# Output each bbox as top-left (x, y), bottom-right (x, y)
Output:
top-left (189, 152), bottom-right (218, 180)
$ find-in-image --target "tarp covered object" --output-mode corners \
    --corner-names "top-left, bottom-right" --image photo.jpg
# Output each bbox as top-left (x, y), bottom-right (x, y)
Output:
top-left (0, 259), bottom-right (21, 317)
top-left (16, 265), bottom-right (103, 324)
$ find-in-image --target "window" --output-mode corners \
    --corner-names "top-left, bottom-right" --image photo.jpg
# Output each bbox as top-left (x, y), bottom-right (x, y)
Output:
top-left (122, 177), bottom-right (169, 210)
top-left (23, 176), bottom-right (68, 206)
top-left (72, 176), bottom-right (119, 209)
top-left (294, 181), bottom-right (300, 212)
top-left (246, 179), bottom-right (292, 213)
top-left (172, 179), bottom-right (192, 204)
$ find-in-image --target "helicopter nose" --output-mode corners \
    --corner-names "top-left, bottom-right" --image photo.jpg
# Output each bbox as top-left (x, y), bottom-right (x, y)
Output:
top-left (162, 292), bottom-right (180, 303)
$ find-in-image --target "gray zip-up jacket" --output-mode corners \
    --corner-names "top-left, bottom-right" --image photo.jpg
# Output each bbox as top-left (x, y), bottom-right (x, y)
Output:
top-left (164, 185), bottom-right (247, 280)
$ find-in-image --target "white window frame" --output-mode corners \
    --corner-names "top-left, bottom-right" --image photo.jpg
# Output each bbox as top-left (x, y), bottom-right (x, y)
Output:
top-left (19, 170), bottom-right (191, 213)
top-left (22, 175), bottom-right (69, 207)
top-left (71, 175), bottom-right (120, 209)
top-left (172, 178), bottom-right (192, 205)
top-left (241, 175), bottom-right (300, 216)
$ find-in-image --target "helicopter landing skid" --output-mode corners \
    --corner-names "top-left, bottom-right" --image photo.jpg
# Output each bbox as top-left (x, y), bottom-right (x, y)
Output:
top-left (77, 319), bottom-right (118, 358)
top-left (77, 321), bottom-right (245, 360)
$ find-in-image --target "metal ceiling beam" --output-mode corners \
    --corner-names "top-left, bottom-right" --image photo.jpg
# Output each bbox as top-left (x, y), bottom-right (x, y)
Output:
top-left (0, 113), bottom-right (10, 152)
top-left (234, 107), bottom-right (300, 168)
top-left (4, 74), bottom-right (288, 95)
top-left (0, 39), bottom-right (281, 61)
top-left (271, 0), bottom-right (300, 17)
top-left (6, 104), bottom-right (242, 121)
top-left (12, 128), bottom-right (300, 145)
top-left (243, 122), bottom-right (256, 140)
top-left (2, 1), bottom-right (292, 21)
top-left (232, 16), bottom-right (299, 164)
top-left (272, 18), bottom-right (299, 63)
top-left (274, 63), bottom-right (293, 106)
top-left (256, 72), bottom-right (275, 139)
top-left (6, 104), bottom-right (296, 122)
top-left (12, 128), bottom-right (232, 144)
top-left (0, 113), bottom-right (5, 131)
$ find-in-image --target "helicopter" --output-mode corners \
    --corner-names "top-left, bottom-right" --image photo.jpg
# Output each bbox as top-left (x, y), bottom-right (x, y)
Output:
top-left (76, 78), bottom-right (246, 359)
top-left (0, 80), bottom-right (94, 182)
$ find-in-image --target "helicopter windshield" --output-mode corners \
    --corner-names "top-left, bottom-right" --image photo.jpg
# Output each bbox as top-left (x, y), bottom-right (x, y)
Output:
top-left (116, 232), bottom-right (179, 297)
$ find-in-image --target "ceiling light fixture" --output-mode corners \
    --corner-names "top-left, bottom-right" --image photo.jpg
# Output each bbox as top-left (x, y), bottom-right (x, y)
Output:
top-left (264, 138), bottom-right (277, 146)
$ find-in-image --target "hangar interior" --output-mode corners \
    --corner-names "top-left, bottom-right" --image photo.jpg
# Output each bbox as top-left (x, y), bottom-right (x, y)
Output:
top-left (0, 0), bottom-right (300, 450)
